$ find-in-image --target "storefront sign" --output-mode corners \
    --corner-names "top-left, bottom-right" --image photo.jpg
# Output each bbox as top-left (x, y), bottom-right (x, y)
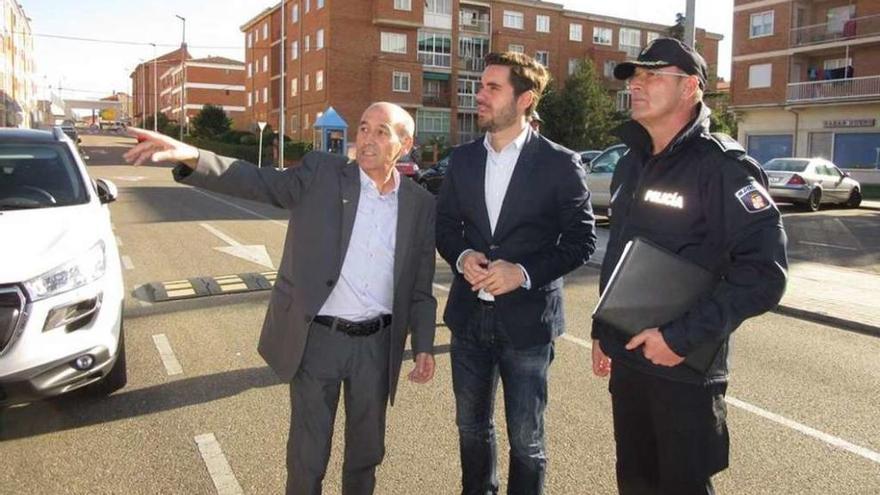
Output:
top-left (823, 119), bottom-right (876, 128)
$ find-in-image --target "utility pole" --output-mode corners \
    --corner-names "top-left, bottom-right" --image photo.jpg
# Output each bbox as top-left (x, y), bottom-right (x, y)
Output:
top-left (279, 0), bottom-right (286, 168)
top-left (139, 59), bottom-right (146, 127)
top-left (150, 43), bottom-right (158, 131)
top-left (176, 14), bottom-right (187, 140)
top-left (684, 0), bottom-right (696, 48)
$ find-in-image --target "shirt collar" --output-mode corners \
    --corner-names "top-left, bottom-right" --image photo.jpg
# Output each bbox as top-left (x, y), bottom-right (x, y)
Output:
top-left (359, 167), bottom-right (400, 197)
top-left (483, 124), bottom-right (530, 156)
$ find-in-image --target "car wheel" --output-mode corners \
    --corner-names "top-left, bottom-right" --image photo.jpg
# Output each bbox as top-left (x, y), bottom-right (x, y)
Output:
top-left (94, 318), bottom-right (127, 396)
top-left (845, 188), bottom-right (862, 208)
top-left (805, 189), bottom-right (821, 212)
top-left (419, 181), bottom-right (429, 191)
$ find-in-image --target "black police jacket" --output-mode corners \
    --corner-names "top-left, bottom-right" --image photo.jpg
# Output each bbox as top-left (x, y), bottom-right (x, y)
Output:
top-left (591, 103), bottom-right (788, 385)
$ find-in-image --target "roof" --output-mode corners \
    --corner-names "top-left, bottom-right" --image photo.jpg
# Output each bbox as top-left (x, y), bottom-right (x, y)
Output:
top-left (0, 128), bottom-right (59, 143)
top-left (314, 107), bottom-right (348, 129)
top-left (190, 56), bottom-right (245, 66)
top-left (241, 3), bottom-right (280, 31)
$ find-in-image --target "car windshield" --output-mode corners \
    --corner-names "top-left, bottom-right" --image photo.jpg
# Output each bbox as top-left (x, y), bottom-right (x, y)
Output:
top-left (590, 146), bottom-right (627, 173)
top-left (0, 144), bottom-right (89, 211)
top-left (763, 159), bottom-right (809, 172)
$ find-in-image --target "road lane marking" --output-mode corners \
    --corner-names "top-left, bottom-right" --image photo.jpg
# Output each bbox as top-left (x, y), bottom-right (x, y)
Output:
top-left (194, 433), bottom-right (244, 495)
top-left (190, 188), bottom-right (288, 228)
top-left (121, 255), bottom-right (134, 270)
top-left (151, 333), bottom-right (183, 376)
top-left (200, 223), bottom-right (275, 269)
top-left (797, 240), bottom-right (859, 251)
top-left (725, 397), bottom-right (880, 465)
top-left (553, 320), bottom-right (880, 466)
top-left (115, 235), bottom-right (123, 247)
top-left (433, 283), bottom-right (450, 292)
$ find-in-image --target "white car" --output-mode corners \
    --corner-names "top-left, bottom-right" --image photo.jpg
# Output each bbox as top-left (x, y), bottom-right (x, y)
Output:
top-left (0, 128), bottom-right (125, 406)
top-left (763, 157), bottom-right (862, 211)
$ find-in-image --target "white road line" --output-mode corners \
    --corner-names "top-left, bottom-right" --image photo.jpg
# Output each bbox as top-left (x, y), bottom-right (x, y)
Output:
top-left (725, 397), bottom-right (880, 465)
top-left (194, 433), bottom-right (244, 495)
top-left (115, 235), bottom-right (123, 247)
top-left (433, 283), bottom-right (450, 292)
top-left (200, 223), bottom-right (242, 247)
top-left (798, 240), bottom-right (859, 251)
top-left (559, 332), bottom-right (880, 465)
top-left (151, 334), bottom-right (183, 376)
top-left (190, 188), bottom-right (288, 227)
top-left (121, 255), bottom-right (134, 270)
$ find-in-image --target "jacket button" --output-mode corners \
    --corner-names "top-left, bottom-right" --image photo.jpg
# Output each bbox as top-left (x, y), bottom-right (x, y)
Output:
top-left (326, 280), bottom-right (335, 287)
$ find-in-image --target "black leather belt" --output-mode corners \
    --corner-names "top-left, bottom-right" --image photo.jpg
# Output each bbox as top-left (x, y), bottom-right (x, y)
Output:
top-left (313, 314), bottom-right (392, 336)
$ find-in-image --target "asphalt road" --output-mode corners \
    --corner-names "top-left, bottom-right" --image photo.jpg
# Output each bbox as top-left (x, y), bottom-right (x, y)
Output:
top-left (1, 134), bottom-right (878, 494)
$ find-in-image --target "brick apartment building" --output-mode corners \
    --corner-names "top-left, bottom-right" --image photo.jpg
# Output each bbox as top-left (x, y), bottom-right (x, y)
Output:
top-left (1, 0), bottom-right (36, 128)
top-left (158, 55), bottom-right (248, 130)
top-left (731, 0), bottom-right (880, 170)
top-left (240, 0), bottom-right (721, 150)
top-left (130, 47), bottom-right (189, 128)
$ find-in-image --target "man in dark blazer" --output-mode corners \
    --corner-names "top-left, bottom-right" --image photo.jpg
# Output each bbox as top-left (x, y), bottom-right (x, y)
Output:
top-left (125, 102), bottom-right (437, 495)
top-left (436, 52), bottom-right (596, 494)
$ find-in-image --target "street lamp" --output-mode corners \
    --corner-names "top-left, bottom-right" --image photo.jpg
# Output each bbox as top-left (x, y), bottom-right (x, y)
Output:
top-left (279, 0), bottom-right (285, 169)
top-left (150, 43), bottom-right (158, 132)
top-left (175, 14), bottom-right (186, 140)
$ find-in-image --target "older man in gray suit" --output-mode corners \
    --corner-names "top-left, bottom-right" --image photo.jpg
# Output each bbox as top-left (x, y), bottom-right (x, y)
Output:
top-left (125, 102), bottom-right (437, 495)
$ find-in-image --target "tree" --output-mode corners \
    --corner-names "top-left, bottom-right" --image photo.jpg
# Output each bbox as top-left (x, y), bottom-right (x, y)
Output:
top-left (146, 113), bottom-right (172, 135)
top-left (668, 13), bottom-right (686, 41)
top-left (706, 90), bottom-right (738, 138)
top-left (191, 104), bottom-right (232, 138)
top-left (537, 59), bottom-right (620, 151)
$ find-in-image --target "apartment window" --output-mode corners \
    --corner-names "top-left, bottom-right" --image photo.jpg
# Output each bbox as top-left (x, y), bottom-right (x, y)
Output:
top-left (750, 11), bottom-right (774, 38)
top-left (247, 92), bottom-right (252, 107)
top-left (304, 113), bottom-right (310, 129)
top-left (292, 4), bottom-right (299, 22)
top-left (247, 63), bottom-right (252, 78)
top-left (457, 75), bottom-right (480, 108)
top-left (424, 80), bottom-right (442, 101)
top-left (317, 29), bottom-right (324, 50)
top-left (535, 51), bottom-right (549, 67)
top-left (823, 57), bottom-right (852, 70)
top-left (593, 26), bottom-right (612, 45)
top-left (568, 58), bottom-right (580, 75)
top-left (247, 32), bottom-right (252, 48)
top-left (263, 22), bottom-right (268, 40)
top-left (616, 91), bottom-right (631, 112)
top-left (459, 36), bottom-right (491, 72)
top-left (417, 110), bottom-right (450, 135)
top-left (316, 70), bottom-right (324, 91)
top-left (381, 32), bottom-right (407, 54)
top-left (418, 31), bottom-right (452, 67)
top-left (508, 44), bottom-right (524, 54)
top-left (536, 15), bottom-right (550, 33)
top-left (305, 74), bottom-right (310, 91)
top-left (604, 60), bottom-right (617, 78)
top-left (748, 63), bottom-right (772, 88)
top-left (292, 41), bottom-right (299, 60)
top-left (291, 77), bottom-right (298, 96)
top-left (646, 31), bottom-right (660, 44)
top-left (619, 28), bottom-right (641, 58)
top-left (263, 55), bottom-right (269, 72)
top-left (291, 114), bottom-right (299, 131)
top-left (317, 0), bottom-right (324, 9)
top-left (255, 58), bottom-right (260, 72)
top-left (305, 35), bottom-right (311, 52)
top-left (254, 89), bottom-right (259, 103)
top-left (570, 23), bottom-right (583, 42)
top-left (394, 0), bottom-right (412, 11)
top-left (393, 71), bottom-right (411, 92)
top-left (827, 6), bottom-right (856, 34)
top-left (747, 135), bottom-right (793, 165)
top-left (305, 0), bottom-right (310, 13)
top-left (263, 87), bottom-right (268, 103)
top-left (426, 0), bottom-right (452, 15)
top-left (503, 11), bottom-right (524, 30)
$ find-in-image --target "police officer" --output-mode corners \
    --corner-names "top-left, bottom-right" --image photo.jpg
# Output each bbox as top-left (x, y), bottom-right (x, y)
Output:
top-left (590, 38), bottom-right (788, 495)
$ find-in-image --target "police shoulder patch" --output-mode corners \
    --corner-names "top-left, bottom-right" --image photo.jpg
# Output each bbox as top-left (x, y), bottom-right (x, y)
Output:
top-left (735, 183), bottom-right (772, 213)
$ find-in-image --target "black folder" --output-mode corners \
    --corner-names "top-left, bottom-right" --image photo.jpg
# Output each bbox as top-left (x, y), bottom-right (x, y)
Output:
top-left (592, 237), bottom-right (722, 372)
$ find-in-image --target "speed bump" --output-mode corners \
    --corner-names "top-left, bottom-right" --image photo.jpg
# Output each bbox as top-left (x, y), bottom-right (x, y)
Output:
top-left (144, 272), bottom-right (278, 302)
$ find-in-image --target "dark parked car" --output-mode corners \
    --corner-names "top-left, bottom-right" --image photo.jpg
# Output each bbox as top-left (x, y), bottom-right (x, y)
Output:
top-left (415, 156), bottom-right (449, 194)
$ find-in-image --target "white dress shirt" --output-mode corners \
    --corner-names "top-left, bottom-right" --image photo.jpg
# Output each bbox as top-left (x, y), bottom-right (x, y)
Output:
top-left (318, 168), bottom-right (399, 320)
top-left (457, 125), bottom-right (532, 301)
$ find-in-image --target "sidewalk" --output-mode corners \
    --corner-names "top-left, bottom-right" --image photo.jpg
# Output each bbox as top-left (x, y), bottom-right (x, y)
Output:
top-left (860, 200), bottom-right (880, 211)
top-left (587, 228), bottom-right (880, 337)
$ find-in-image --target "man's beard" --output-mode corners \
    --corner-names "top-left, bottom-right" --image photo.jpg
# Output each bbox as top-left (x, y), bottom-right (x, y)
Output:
top-left (478, 99), bottom-right (519, 133)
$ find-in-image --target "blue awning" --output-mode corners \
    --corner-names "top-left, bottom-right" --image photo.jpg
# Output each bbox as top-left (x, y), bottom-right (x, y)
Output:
top-left (313, 106), bottom-right (348, 129)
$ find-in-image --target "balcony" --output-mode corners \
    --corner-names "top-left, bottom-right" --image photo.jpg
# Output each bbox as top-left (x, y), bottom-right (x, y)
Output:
top-left (791, 14), bottom-right (880, 48)
top-left (418, 51), bottom-right (452, 68)
top-left (459, 12), bottom-right (490, 35)
top-left (620, 44), bottom-right (641, 59)
top-left (423, 94), bottom-right (451, 107)
top-left (458, 56), bottom-right (486, 73)
top-left (787, 75), bottom-right (880, 103)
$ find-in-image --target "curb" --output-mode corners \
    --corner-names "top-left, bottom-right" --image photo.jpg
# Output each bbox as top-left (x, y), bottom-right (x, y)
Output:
top-left (773, 304), bottom-right (880, 338)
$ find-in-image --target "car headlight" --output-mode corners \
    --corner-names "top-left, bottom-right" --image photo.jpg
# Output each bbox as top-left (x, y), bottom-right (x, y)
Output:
top-left (23, 241), bottom-right (107, 301)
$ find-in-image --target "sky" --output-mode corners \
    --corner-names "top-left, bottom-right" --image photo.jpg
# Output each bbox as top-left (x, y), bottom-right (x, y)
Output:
top-left (23, 0), bottom-right (733, 101)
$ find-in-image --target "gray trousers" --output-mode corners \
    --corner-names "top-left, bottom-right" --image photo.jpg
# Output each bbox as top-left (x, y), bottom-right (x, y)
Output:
top-left (286, 320), bottom-right (391, 495)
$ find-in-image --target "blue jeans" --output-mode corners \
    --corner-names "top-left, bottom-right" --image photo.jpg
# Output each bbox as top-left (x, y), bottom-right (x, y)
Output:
top-left (451, 303), bottom-right (554, 495)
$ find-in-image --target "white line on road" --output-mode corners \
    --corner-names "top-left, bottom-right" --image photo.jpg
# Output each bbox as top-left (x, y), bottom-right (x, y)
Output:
top-left (200, 223), bottom-right (243, 247)
top-left (556, 324), bottom-right (880, 465)
top-left (115, 235), bottom-right (123, 247)
top-left (194, 433), bottom-right (244, 495)
top-left (152, 334), bottom-right (183, 376)
top-left (190, 188), bottom-right (288, 228)
top-left (433, 283), bottom-right (450, 292)
top-left (199, 223), bottom-right (275, 269)
top-left (121, 255), bottom-right (134, 270)
top-left (798, 240), bottom-right (859, 251)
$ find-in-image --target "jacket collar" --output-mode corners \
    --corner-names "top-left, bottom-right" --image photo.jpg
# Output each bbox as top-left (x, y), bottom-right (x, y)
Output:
top-left (614, 101), bottom-right (712, 159)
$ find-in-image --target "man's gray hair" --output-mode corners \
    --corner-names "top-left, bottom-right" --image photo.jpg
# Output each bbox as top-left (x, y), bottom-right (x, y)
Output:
top-left (365, 101), bottom-right (414, 141)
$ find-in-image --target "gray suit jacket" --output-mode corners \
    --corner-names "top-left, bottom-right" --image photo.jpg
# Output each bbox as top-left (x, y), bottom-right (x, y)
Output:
top-left (173, 150), bottom-right (437, 403)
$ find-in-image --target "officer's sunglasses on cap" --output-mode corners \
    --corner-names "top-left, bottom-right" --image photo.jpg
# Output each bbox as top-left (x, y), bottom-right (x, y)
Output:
top-left (626, 69), bottom-right (694, 86)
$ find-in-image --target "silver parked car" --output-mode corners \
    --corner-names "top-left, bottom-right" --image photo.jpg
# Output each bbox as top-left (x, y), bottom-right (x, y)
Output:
top-left (585, 144), bottom-right (628, 211)
top-left (763, 157), bottom-right (861, 211)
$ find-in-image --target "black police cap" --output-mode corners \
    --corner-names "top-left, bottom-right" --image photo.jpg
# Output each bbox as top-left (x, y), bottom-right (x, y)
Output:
top-left (613, 37), bottom-right (708, 88)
